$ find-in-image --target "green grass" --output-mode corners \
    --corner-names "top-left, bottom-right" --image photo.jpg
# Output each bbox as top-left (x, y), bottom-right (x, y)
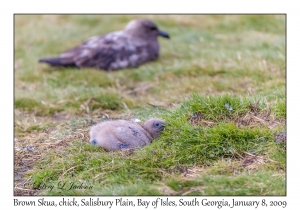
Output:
top-left (14, 14), bottom-right (286, 196)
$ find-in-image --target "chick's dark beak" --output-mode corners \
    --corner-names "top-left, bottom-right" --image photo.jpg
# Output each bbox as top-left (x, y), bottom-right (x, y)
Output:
top-left (160, 122), bottom-right (167, 131)
top-left (158, 30), bottom-right (170, 39)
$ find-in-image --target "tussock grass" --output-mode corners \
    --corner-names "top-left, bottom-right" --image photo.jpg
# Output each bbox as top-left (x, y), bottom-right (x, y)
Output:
top-left (14, 15), bottom-right (285, 196)
top-left (21, 94), bottom-right (285, 196)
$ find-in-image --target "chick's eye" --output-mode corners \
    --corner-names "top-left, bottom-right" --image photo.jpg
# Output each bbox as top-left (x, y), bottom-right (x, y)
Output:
top-left (149, 26), bottom-right (157, 31)
top-left (155, 123), bottom-right (160, 127)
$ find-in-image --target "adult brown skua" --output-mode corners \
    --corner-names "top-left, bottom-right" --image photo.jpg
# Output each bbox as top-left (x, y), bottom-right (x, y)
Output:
top-left (39, 19), bottom-right (170, 70)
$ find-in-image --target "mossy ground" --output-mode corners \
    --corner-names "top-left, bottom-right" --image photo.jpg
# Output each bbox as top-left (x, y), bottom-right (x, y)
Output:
top-left (14, 14), bottom-right (285, 196)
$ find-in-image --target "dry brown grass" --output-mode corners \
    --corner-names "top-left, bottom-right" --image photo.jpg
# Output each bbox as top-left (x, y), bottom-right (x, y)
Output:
top-left (14, 113), bottom-right (92, 195)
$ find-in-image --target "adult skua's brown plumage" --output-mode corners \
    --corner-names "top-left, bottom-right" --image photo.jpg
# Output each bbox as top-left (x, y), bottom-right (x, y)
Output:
top-left (39, 19), bottom-right (170, 70)
top-left (89, 118), bottom-right (165, 151)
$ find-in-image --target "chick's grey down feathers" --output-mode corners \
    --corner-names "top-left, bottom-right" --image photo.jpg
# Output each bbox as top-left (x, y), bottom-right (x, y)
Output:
top-left (39, 19), bottom-right (169, 70)
top-left (89, 118), bottom-right (165, 151)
